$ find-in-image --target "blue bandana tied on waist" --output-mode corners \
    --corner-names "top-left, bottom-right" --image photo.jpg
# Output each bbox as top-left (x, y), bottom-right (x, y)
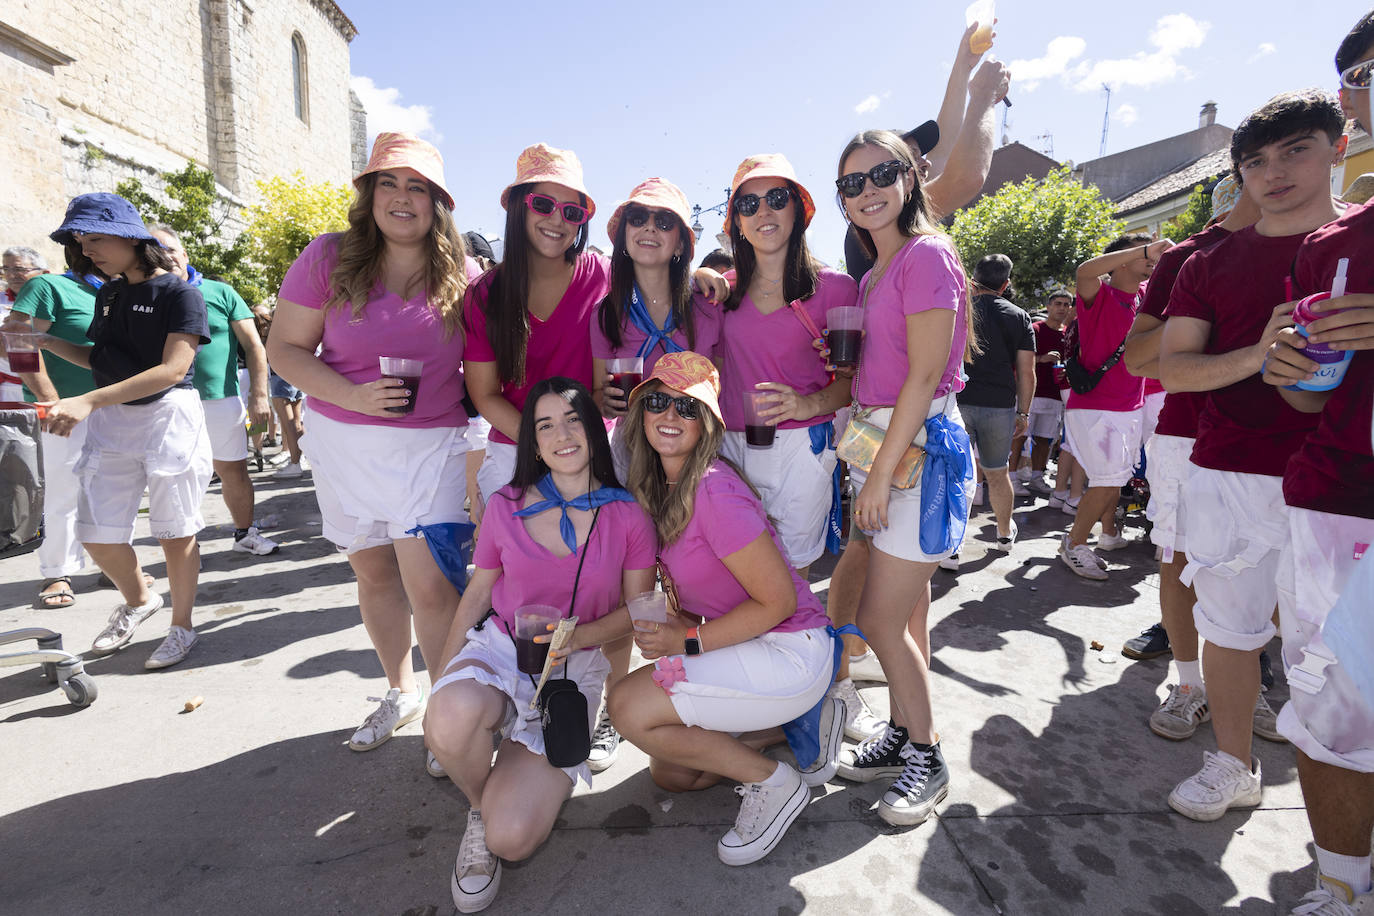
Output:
top-left (512, 474), bottom-right (637, 554)
top-left (919, 413), bottom-right (975, 556)
top-left (626, 284), bottom-right (685, 360)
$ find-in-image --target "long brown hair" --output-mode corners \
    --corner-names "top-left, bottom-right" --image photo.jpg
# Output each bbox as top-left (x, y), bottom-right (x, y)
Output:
top-left (323, 173), bottom-right (467, 336)
top-left (724, 179), bottom-right (820, 311)
top-left (597, 216), bottom-right (696, 352)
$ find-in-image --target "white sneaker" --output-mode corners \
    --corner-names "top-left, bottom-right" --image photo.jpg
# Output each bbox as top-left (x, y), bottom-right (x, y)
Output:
top-left (426, 749), bottom-right (447, 779)
top-left (1059, 535), bottom-right (1108, 580)
top-left (848, 650), bottom-right (888, 684)
top-left (717, 763), bottom-right (809, 866)
top-left (1062, 496), bottom-right (1081, 516)
top-left (452, 809), bottom-right (501, 913)
top-left (267, 451), bottom-right (292, 467)
top-left (145, 625), bottom-right (198, 669)
top-left (1291, 874), bottom-right (1374, 915)
top-left (1168, 750), bottom-right (1262, 821)
top-left (800, 695), bottom-right (846, 787)
top-left (829, 677), bottom-right (885, 741)
top-left (1098, 532), bottom-right (1129, 550)
top-left (1011, 479), bottom-right (1029, 496)
top-left (349, 687), bottom-right (425, 751)
top-left (1149, 683), bottom-right (1210, 740)
top-left (233, 526), bottom-right (281, 556)
top-left (1028, 474), bottom-right (1053, 494)
top-left (1253, 688), bottom-right (1287, 743)
top-left (587, 709), bottom-right (620, 772)
top-left (939, 552), bottom-right (960, 572)
top-left (274, 462), bottom-right (304, 479)
top-left (995, 520), bottom-right (1018, 551)
top-left (1048, 491), bottom-right (1069, 509)
top-left (89, 594), bottom-right (164, 655)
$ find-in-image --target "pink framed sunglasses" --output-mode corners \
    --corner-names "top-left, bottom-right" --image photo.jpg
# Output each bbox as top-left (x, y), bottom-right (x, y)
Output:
top-left (525, 192), bottom-right (590, 225)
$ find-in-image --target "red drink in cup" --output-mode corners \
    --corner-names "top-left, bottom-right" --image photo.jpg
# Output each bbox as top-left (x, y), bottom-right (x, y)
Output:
top-left (378, 357), bottom-right (423, 414)
top-left (826, 306), bottom-right (864, 368)
top-left (514, 604), bottom-right (562, 675)
top-left (3, 331), bottom-right (42, 374)
top-left (743, 389), bottom-right (776, 448)
top-left (606, 357), bottom-right (644, 408)
top-left (9, 351), bottom-right (39, 373)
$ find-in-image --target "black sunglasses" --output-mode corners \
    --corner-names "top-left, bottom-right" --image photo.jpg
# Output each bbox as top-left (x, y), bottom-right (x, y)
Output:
top-left (1341, 57), bottom-right (1374, 90)
top-left (643, 391), bottom-right (701, 420)
top-left (732, 186), bottom-right (793, 217)
top-left (625, 206), bottom-right (678, 233)
top-left (835, 160), bottom-right (910, 198)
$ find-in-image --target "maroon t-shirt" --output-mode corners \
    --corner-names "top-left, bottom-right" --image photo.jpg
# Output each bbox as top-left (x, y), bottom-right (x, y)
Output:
top-left (1032, 320), bottom-right (1067, 399)
top-left (1164, 226), bottom-right (1320, 477)
top-left (1285, 204), bottom-right (1374, 519)
top-left (1142, 225), bottom-right (1230, 439)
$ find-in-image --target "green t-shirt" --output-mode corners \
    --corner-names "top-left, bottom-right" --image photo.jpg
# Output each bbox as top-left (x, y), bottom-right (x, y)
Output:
top-left (12, 273), bottom-right (98, 400)
top-left (192, 277), bottom-right (253, 400)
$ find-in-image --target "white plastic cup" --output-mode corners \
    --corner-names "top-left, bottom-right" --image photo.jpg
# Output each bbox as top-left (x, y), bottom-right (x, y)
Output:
top-left (627, 590), bottom-right (668, 632)
top-left (965, 0), bottom-right (995, 53)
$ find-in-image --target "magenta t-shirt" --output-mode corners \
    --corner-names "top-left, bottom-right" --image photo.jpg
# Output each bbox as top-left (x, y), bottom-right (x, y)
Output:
top-left (590, 291), bottom-right (723, 375)
top-left (658, 462), bottom-right (830, 633)
top-left (463, 252), bottom-right (611, 445)
top-left (474, 485), bottom-right (658, 635)
top-left (276, 234), bottom-right (472, 429)
top-left (717, 268), bottom-right (857, 430)
top-left (1066, 284), bottom-right (1145, 412)
top-left (854, 235), bottom-right (968, 407)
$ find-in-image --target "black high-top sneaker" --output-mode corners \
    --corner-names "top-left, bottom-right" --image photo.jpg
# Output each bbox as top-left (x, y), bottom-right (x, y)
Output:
top-left (836, 720), bottom-right (909, 782)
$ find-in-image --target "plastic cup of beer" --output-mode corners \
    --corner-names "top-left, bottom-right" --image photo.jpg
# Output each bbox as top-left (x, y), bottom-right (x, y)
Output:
top-left (965, 0), bottom-right (995, 53)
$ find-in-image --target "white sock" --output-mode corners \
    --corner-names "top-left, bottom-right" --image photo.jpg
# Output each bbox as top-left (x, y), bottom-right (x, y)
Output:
top-left (849, 650), bottom-right (873, 663)
top-left (760, 761), bottom-right (790, 786)
top-left (1316, 847), bottom-right (1373, 895)
top-left (1175, 660), bottom-right (1203, 690)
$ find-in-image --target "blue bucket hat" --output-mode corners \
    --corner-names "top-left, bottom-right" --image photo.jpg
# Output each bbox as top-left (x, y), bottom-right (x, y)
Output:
top-left (50, 193), bottom-right (157, 245)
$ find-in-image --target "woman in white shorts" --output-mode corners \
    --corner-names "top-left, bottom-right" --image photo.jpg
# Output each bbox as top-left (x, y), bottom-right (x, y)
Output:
top-left (608, 351), bottom-right (836, 867)
top-left (37, 193), bottom-right (212, 670)
top-left (269, 133), bottom-right (477, 766)
top-left (425, 378), bottom-right (656, 913)
top-left (830, 131), bottom-right (975, 827)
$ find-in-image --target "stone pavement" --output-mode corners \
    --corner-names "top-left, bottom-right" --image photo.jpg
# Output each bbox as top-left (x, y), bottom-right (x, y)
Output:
top-left (1, 454), bottom-right (1312, 915)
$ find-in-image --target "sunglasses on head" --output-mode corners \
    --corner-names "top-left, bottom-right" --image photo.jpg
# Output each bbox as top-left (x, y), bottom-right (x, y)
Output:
top-left (835, 159), bottom-right (911, 198)
top-left (525, 192), bottom-right (590, 225)
top-left (642, 391), bottom-right (701, 420)
top-left (1342, 58), bottom-right (1374, 90)
top-left (625, 206), bottom-right (678, 233)
top-left (732, 186), bottom-right (793, 218)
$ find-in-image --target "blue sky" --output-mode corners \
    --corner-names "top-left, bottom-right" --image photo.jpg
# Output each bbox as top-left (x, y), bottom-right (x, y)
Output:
top-left (346, 1), bottom-right (1367, 268)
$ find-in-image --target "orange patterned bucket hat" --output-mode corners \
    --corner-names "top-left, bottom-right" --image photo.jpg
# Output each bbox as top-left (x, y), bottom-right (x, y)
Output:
top-left (354, 132), bottom-right (453, 210)
top-left (605, 178), bottom-right (695, 261)
top-left (724, 153), bottom-right (816, 233)
top-left (630, 350), bottom-right (722, 422)
top-left (500, 143), bottom-right (596, 217)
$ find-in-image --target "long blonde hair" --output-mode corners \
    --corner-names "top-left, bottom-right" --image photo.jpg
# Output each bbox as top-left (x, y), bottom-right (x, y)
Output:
top-left (624, 383), bottom-right (731, 545)
top-left (323, 173), bottom-right (468, 335)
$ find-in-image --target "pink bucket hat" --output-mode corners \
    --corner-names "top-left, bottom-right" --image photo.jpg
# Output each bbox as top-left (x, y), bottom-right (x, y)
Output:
top-left (499, 143), bottom-right (596, 217)
top-left (630, 350), bottom-right (723, 423)
top-left (724, 153), bottom-right (816, 233)
top-left (1210, 174), bottom-right (1242, 219)
top-left (354, 132), bottom-right (453, 210)
top-left (606, 178), bottom-right (695, 261)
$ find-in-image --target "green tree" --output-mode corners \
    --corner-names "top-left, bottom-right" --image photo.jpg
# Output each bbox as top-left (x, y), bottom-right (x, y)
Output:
top-left (1160, 184), bottom-right (1213, 242)
top-left (117, 161), bottom-right (268, 303)
top-left (247, 173), bottom-right (352, 294)
top-left (948, 166), bottom-right (1123, 304)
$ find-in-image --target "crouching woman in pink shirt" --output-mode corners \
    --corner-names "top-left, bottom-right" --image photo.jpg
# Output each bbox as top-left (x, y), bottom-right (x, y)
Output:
top-left (608, 351), bottom-right (836, 868)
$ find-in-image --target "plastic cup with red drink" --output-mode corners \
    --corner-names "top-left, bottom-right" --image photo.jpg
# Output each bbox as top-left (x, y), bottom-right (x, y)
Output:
top-left (743, 389), bottom-right (776, 448)
top-left (378, 356), bottom-right (423, 414)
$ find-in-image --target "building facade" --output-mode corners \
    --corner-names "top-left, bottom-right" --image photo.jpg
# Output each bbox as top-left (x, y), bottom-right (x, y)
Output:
top-left (1, 0), bottom-right (364, 266)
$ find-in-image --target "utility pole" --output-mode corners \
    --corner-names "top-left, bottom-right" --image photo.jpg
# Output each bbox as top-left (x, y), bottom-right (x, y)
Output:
top-left (1099, 84), bottom-right (1112, 158)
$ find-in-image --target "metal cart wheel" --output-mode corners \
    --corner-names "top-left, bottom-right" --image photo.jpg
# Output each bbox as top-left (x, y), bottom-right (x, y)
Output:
top-left (61, 673), bottom-right (98, 707)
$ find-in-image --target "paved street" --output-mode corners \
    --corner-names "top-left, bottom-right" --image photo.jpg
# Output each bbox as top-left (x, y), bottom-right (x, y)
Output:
top-left (1, 451), bottom-right (1309, 915)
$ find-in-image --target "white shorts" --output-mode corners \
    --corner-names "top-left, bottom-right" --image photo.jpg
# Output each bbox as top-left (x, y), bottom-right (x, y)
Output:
top-left (1276, 508), bottom-right (1374, 772)
top-left (665, 628), bottom-right (832, 734)
top-left (464, 414), bottom-right (491, 452)
top-left (1181, 467), bottom-right (1287, 651)
top-left (1063, 407), bottom-right (1143, 487)
top-left (74, 387), bottom-right (213, 543)
top-left (722, 424), bottom-right (836, 569)
top-left (302, 407), bottom-right (470, 553)
top-left (202, 395), bottom-right (249, 462)
top-left (476, 440), bottom-right (517, 508)
top-left (1027, 396), bottom-right (1063, 440)
top-left (1140, 390), bottom-right (1166, 447)
top-left (431, 621), bottom-right (610, 788)
top-left (1144, 434), bottom-right (1194, 557)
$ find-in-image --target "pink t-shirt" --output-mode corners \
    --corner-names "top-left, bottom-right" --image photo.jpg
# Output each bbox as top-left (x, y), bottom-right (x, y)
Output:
top-left (854, 235), bottom-right (968, 407)
top-left (475, 485), bottom-right (658, 635)
top-left (717, 268), bottom-right (857, 430)
top-left (1066, 283), bottom-right (1146, 412)
top-left (463, 252), bottom-right (611, 445)
top-left (590, 291), bottom-right (723, 374)
top-left (276, 234), bottom-right (473, 429)
top-left (658, 462), bottom-right (830, 633)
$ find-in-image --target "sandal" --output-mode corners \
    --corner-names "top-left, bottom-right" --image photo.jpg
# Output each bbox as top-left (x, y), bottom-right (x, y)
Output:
top-left (38, 577), bottom-right (75, 608)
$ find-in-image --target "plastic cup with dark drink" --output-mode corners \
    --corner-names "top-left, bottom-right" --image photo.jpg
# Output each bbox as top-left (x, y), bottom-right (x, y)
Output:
top-left (825, 306), bottom-right (864, 368)
top-left (627, 590), bottom-right (668, 633)
top-left (514, 604), bottom-right (563, 675)
top-left (378, 357), bottom-right (423, 414)
top-left (606, 356), bottom-right (644, 410)
top-left (743, 389), bottom-right (777, 448)
top-left (3, 332), bottom-right (41, 374)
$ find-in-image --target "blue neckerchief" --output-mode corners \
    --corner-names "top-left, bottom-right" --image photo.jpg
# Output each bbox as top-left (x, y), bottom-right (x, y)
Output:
top-left (512, 474), bottom-right (636, 555)
top-left (626, 284), bottom-right (683, 360)
top-left (186, 265), bottom-right (203, 287)
top-left (63, 270), bottom-right (103, 290)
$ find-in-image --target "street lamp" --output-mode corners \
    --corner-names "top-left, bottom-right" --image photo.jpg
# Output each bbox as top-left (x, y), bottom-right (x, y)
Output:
top-left (690, 189), bottom-right (731, 243)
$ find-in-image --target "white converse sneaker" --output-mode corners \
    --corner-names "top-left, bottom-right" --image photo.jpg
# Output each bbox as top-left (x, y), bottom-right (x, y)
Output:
top-left (1097, 532), bottom-right (1130, 551)
top-left (1059, 535), bottom-right (1108, 580)
top-left (717, 763), bottom-right (810, 866)
top-left (1253, 688), bottom-right (1287, 743)
top-left (452, 809), bottom-right (501, 913)
top-left (349, 687), bottom-right (425, 751)
top-left (426, 749), bottom-right (447, 779)
top-left (587, 709), bottom-right (620, 772)
top-left (233, 526), bottom-right (281, 556)
top-left (144, 625), bottom-right (198, 669)
top-left (847, 649), bottom-right (888, 684)
top-left (829, 677), bottom-right (885, 741)
top-left (1290, 873), bottom-right (1374, 915)
top-left (1149, 683), bottom-right (1210, 740)
top-left (800, 695), bottom-right (846, 787)
top-left (1062, 496), bottom-right (1081, 516)
top-left (1168, 750), bottom-right (1262, 821)
top-left (89, 594), bottom-right (164, 655)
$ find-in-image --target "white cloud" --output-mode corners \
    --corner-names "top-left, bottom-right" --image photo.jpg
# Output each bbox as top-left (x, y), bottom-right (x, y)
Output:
top-left (1248, 42), bottom-right (1276, 63)
top-left (1009, 36), bottom-right (1087, 91)
top-left (349, 76), bottom-right (440, 144)
top-left (1114, 103), bottom-right (1139, 127)
top-left (1007, 14), bottom-right (1209, 94)
top-left (854, 94), bottom-right (881, 115)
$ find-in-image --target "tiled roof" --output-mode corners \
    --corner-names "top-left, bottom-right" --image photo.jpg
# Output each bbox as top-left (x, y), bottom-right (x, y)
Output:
top-left (1114, 147), bottom-right (1231, 215)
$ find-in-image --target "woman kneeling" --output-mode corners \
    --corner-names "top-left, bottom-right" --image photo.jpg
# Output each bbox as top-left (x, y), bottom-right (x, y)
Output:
top-left (608, 351), bottom-right (836, 866)
top-left (425, 378), bottom-right (656, 913)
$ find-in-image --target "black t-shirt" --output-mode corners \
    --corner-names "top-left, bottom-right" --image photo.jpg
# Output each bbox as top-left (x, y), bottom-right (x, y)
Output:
top-left (956, 293), bottom-right (1035, 408)
top-left (844, 225), bottom-right (876, 284)
top-left (87, 273), bottom-right (210, 405)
